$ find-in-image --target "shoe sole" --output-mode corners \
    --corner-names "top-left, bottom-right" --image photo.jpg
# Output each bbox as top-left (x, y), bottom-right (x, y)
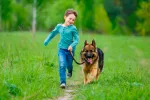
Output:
top-left (60, 86), bottom-right (66, 89)
top-left (67, 76), bottom-right (71, 78)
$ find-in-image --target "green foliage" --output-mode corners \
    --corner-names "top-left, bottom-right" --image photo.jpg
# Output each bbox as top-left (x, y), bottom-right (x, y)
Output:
top-left (4, 81), bottom-right (21, 96)
top-left (43, 0), bottom-right (76, 30)
top-left (94, 4), bottom-right (112, 34)
top-left (104, 0), bottom-right (139, 35)
top-left (120, 0), bottom-right (137, 15)
top-left (22, 0), bottom-right (48, 6)
top-left (0, 0), bottom-right (32, 31)
top-left (136, 0), bottom-right (150, 36)
top-left (11, 2), bottom-right (32, 31)
top-left (120, 0), bottom-right (138, 32)
top-left (112, 16), bottom-right (132, 35)
top-left (104, 0), bottom-right (121, 29)
top-left (1, 0), bottom-right (150, 36)
top-left (79, 0), bottom-right (95, 30)
top-left (0, 0), bottom-right (12, 31)
top-left (1, 0), bottom-right (12, 21)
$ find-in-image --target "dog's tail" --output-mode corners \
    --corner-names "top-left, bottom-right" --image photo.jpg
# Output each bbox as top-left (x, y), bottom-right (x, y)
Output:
top-left (97, 48), bottom-right (104, 72)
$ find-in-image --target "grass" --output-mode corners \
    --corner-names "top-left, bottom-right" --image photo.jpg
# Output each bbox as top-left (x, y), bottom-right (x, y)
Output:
top-left (0, 32), bottom-right (150, 100)
top-left (0, 32), bottom-right (61, 100)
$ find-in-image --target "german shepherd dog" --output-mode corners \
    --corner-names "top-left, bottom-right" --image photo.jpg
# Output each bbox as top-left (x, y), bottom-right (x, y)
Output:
top-left (80, 40), bottom-right (104, 84)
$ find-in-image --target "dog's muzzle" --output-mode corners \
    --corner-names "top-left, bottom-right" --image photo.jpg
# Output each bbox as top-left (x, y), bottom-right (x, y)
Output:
top-left (85, 53), bottom-right (94, 64)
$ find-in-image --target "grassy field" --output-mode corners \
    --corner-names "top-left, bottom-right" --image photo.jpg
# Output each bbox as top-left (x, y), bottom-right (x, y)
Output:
top-left (0, 32), bottom-right (150, 100)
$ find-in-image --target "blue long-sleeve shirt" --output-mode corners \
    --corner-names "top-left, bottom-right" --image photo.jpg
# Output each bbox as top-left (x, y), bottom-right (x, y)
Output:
top-left (44, 24), bottom-right (79, 51)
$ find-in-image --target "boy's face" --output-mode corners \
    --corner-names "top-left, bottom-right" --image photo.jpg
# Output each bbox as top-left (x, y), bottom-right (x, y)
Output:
top-left (64, 14), bottom-right (76, 26)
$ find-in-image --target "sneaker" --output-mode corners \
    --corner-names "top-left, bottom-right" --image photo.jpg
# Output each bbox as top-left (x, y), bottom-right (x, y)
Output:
top-left (60, 83), bottom-right (66, 89)
top-left (67, 73), bottom-right (72, 78)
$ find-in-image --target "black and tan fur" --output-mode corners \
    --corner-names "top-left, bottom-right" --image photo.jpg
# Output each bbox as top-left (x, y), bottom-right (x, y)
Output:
top-left (80, 40), bottom-right (104, 84)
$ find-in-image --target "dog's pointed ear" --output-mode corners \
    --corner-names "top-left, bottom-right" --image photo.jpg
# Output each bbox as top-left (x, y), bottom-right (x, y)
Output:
top-left (92, 39), bottom-right (96, 47)
top-left (81, 47), bottom-right (84, 52)
top-left (84, 40), bottom-right (88, 46)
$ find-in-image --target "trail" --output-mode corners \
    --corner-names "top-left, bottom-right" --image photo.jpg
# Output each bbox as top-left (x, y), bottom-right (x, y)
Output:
top-left (57, 81), bottom-right (81, 100)
top-left (55, 70), bottom-right (83, 100)
top-left (57, 89), bottom-right (73, 100)
top-left (47, 60), bottom-right (83, 100)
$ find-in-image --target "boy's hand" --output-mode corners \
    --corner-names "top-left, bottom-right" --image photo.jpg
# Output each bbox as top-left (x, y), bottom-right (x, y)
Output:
top-left (44, 42), bottom-right (48, 46)
top-left (68, 46), bottom-right (72, 52)
top-left (44, 41), bottom-right (48, 46)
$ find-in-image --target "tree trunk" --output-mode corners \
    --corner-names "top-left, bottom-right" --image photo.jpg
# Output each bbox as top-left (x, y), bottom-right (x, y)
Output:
top-left (32, 0), bottom-right (36, 33)
top-left (0, 3), bottom-right (2, 31)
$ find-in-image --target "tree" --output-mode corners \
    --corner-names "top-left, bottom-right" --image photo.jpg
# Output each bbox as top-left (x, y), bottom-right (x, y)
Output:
top-left (32, 0), bottom-right (36, 33)
top-left (22, 0), bottom-right (48, 33)
top-left (43, 0), bottom-right (76, 31)
top-left (0, 0), bottom-right (12, 31)
top-left (136, 0), bottom-right (150, 36)
top-left (76, 0), bottom-right (95, 31)
top-left (103, 0), bottom-right (121, 29)
top-left (94, 4), bottom-right (112, 34)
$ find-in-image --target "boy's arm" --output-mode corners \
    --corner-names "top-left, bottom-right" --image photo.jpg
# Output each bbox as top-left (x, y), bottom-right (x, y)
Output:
top-left (44, 25), bottom-right (59, 46)
top-left (70, 27), bottom-right (79, 48)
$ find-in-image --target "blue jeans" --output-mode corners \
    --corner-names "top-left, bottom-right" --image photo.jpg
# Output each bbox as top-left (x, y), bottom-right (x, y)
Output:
top-left (58, 48), bottom-right (74, 84)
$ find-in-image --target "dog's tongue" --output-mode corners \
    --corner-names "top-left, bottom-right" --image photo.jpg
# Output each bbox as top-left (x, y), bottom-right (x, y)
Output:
top-left (88, 58), bottom-right (93, 64)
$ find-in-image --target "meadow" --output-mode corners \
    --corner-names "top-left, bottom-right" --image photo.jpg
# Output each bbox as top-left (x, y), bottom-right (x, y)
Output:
top-left (0, 32), bottom-right (150, 100)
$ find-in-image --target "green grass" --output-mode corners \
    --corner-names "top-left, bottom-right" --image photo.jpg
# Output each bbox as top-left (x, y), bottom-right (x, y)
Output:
top-left (74, 34), bottom-right (150, 100)
top-left (0, 32), bottom-right (150, 100)
top-left (0, 32), bottom-right (61, 100)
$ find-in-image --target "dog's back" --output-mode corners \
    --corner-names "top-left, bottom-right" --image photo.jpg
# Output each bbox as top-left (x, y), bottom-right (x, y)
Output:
top-left (97, 48), bottom-right (104, 72)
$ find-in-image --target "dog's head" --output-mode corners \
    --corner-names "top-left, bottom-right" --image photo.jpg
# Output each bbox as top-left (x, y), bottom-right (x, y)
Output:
top-left (81, 40), bottom-right (98, 65)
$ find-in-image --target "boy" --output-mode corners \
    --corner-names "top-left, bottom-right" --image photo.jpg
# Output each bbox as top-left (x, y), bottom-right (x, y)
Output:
top-left (44, 9), bottom-right (79, 89)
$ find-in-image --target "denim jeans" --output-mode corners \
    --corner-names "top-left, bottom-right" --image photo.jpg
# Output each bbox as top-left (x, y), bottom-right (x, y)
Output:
top-left (58, 48), bottom-right (74, 84)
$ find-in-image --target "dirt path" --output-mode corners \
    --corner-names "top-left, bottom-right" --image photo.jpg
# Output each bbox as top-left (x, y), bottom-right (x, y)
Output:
top-left (57, 87), bottom-right (74, 100)
top-left (54, 68), bottom-right (83, 100)
top-left (57, 80), bottom-right (81, 100)
top-left (48, 65), bottom-right (83, 100)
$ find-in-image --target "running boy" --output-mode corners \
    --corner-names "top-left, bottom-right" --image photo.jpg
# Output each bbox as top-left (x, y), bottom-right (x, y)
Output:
top-left (44, 9), bottom-right (79, 89)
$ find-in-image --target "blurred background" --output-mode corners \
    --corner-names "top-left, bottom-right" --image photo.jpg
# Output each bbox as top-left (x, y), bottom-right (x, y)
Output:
top-left (0, 0), bottom-right (150, 36)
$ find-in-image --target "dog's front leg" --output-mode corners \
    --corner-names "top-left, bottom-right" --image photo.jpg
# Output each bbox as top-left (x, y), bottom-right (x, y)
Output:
top-left (84, 73), bottom-right (88, 85)
top-left (96, 68), bottom-right (100, 80)
top-left (90, 68), bottom-right (98, 82)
